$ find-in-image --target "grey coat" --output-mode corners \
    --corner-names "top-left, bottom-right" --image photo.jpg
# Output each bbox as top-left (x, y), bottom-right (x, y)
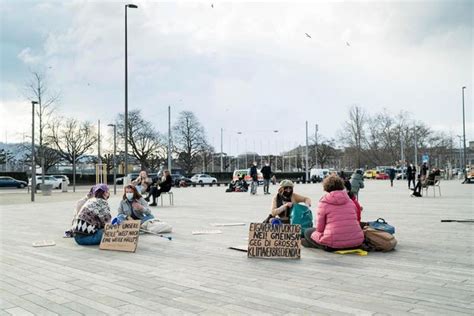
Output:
top-left (117, 197), bottom-right (151, 220)
top-left (350, 173), bottom-right (365, 194)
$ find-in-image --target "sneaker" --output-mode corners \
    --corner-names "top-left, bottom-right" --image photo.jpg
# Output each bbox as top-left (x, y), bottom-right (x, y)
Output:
top-left (149, 203), bottom-right (157, 206)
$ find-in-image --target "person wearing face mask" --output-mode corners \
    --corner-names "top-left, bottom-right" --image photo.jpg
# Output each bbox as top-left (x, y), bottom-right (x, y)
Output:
top-left (71, 183), bottom-right (112, 246)
top-left (260, 161), bottom-right (272, 195)
top-left (269, 179), bottom-right (311, 224)
top-left (117, 185), bottom-right (154, 223)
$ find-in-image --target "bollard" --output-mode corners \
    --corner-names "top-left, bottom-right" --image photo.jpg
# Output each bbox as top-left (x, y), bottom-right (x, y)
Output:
top-left (61, 180), bottom-right (68, 192)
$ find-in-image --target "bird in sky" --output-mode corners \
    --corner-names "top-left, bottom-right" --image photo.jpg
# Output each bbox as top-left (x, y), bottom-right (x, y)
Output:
top-left (346, 41), bottom-right (351, 46)
top-left (305, 33), bottom-right (312, 39)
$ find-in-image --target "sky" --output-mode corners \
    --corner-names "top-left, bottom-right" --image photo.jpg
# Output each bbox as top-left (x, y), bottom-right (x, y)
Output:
top-left (0, 0), bottom-right (472, 156)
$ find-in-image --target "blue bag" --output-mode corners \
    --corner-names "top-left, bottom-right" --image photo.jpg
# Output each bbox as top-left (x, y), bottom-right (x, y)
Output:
top-left (290, 203), bottom-right (313, 237)
top-left (368, 218), bottom-right (395, 234)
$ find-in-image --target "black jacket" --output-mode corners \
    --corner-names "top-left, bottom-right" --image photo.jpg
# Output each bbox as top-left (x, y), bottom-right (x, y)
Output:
top-left (261, 166), bottom-right (272, 180)
top-left (250, 165), bottom-right (258, 181)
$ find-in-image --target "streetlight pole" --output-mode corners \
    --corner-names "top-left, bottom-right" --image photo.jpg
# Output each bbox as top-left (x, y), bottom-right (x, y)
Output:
top-left (305, 121), bottom-right (309, 182)
top-left (168, 105), bottom-right (172, 172)
top-left (220, 128), bottom-right (223, 172)
top-left (314, 124), bottom-right (318, 169)
top-left (124, 3), bottom-right (138, 180)
top-left (414, 123), bottom-right (418, 168)
top-left (462, 86), bottom-right (467, 181)
top-left (31, 101), bottom-right (38, 202)
top-left (108, 124), bottom-right (117, 195)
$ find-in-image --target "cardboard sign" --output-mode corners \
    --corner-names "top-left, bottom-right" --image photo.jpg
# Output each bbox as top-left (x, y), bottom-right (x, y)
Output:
top-left (99, 220), bottom-right (141, 252)
top-left (247, 223), bottom-right (301, 259)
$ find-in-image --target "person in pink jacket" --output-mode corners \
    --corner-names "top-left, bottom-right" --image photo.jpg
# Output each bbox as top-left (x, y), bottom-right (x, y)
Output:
top-left (302, 175), bottom-right (364, 251)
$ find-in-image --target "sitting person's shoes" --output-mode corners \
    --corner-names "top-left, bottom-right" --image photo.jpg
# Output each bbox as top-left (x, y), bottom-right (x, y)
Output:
top-left (301, 239), bottom-right (311, 248)
top-left (149, 202), bottom-right (157, 206)
top-left (144, 196), bottom-right (150, 202)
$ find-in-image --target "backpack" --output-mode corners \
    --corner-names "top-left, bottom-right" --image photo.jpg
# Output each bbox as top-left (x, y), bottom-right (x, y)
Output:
top-left (290, 204), bottom-right (313, 237)
top-left (363, 227), bottom-right (397, 252)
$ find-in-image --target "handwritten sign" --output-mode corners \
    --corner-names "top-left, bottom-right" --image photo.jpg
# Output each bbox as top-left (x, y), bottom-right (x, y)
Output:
top-left (99, 220), bottom-right (141, 252)
top-left (247, 223), bottom-right (301, 259)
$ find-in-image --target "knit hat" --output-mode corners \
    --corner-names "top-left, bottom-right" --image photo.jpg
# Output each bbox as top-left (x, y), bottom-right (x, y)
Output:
top-left (279, 179), bottom-right (294, 188)
top-left (93, 183), bottom-right (109, 194)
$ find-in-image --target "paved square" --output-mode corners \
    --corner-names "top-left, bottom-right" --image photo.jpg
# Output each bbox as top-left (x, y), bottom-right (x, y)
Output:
top-left (1, 180), bottom-right (473, 315)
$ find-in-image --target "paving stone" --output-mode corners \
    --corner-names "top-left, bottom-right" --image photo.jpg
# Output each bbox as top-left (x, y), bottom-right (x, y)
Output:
top-left (0, 181), bottom-right (472, 314)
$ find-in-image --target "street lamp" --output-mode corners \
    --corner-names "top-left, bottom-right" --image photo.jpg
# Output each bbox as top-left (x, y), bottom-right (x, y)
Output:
top-left (461, 86), bottom-right (467, 181)
top-left (107, 124), bottom-right (117, 195)
top-left (31, 101), bottom-right (38, 202)
top-left (124, 3), bottom-right (138, 179)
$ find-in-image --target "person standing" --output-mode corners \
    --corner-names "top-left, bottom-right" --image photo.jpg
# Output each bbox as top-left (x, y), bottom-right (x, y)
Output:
top-left (261, 162), bottom-right (272, 195)
top-left (249, 162), bottom-right (258, 195)
top-left (407, 163), bottom-right (414, 189)
top-left (388, 168), bottom-right (396, 187)
top-left (350, 169), bottom-right (365, 199)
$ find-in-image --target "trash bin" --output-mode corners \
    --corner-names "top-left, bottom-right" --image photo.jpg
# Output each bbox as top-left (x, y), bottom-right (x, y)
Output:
top-left (40, 184), bottom-right (53, 196)
top-left (61, 180), bottom-right (68, 192)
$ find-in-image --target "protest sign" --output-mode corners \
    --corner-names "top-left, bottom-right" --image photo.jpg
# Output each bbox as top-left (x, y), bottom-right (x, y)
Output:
top-left (247, 223), bottom-right (301, 259)
top-left (99, 220), bottom-right (141, 252)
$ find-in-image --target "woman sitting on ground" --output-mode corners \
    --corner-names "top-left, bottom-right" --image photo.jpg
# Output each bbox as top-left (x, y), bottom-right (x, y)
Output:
top-left (302, 175), bottom-right (364, 251)
top-left (269, 179), bottom-right (311, 224)
top-left (117, 185), bottom-right (154, 224)
top-left (147, 170), bottom-right (172, 206)
top-left (71, 184), bottom-right (112, 245)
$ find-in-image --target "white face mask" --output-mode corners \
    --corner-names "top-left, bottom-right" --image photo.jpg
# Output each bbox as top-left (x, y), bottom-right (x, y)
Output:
top-left (126, 192), bottom-right (134, 201)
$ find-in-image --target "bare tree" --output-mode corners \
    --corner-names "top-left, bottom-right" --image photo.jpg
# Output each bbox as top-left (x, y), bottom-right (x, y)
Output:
top-left (340, 105), bottom-right (367, 168)
top-left (173, 111), bottom-right (208, 174)
top-left (25, 71), bottom-right (60, 180)
top-left (49, 118), bottom-right (97, 191)
top-left (116, 110), bottom-right (165, 170)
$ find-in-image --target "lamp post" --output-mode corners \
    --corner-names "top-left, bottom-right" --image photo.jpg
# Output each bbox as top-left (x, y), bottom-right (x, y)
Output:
top-left (305, 121), bottom-right (309, 182)
top-left (107, 124), bottom-right (117, 195)
top-left (314, 124), bottom-right (318, 169)
top-left (124, 3), bottom-right (138, 179)
top-left (31, 101), bottom-right (38, 202)
top-left (220, 128), bottom-right (223, 172)
top-left (462, 86), bottom-right (467, 181)
top-left (168, 105), bottom-right (172, 172)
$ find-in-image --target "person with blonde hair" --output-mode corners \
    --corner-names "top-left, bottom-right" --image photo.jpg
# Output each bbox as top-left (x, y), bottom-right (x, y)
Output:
top-left (268, 179), bottom-right (311, 224)
top-left (147, 170), bottom-right (172, 206)
top-left (302, 175), bottom-right (364, 251)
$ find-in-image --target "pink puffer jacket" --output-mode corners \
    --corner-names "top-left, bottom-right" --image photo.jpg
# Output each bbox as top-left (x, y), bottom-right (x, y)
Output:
top-left (311, 190), bottom-right (364, 249)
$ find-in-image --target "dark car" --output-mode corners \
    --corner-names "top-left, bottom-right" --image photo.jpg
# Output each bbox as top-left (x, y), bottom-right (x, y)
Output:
top-left (171, 174), bottom-right (192, 186)
top-left (0, 176), bottom-right (27, 188)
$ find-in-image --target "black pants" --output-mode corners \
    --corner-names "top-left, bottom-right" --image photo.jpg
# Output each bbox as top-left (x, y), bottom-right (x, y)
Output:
top-left (412, 180), bottom-right (422, 195)
top-left (408, 177), bottom-right (415, 189)
top-left (302, 228), bottom-right (336, 252)
top-left (149, 186), bottom-right (170, 203)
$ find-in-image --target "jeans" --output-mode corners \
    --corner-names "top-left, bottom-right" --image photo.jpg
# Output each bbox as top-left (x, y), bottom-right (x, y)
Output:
top-left (74, 229), bottom-right (103, 245)
top-left (263, 179), bottom-right (270, 193)
top-left (250, 181), bottom-right (258, 195)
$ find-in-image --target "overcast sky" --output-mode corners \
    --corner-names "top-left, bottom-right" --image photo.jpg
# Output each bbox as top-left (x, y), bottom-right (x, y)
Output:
top-left (0, 0), bottom-right (472, 156)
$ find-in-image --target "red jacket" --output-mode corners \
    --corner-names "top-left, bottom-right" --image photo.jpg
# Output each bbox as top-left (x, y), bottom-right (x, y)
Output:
top-left (350, 195), bottom-right (362, 222)
top-left (311, 190), bottom-right (364, 249)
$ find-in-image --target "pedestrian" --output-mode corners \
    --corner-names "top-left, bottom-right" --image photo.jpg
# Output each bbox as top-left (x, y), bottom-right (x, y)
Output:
top-left (132, 170), bottom-right (152, 195)
top-left (249, 162), bottom-right (258, 195)
top-left (420, 162), bottom-right (428, 181)
top-left (407, 163), bottom-right (415, 189)
top-left (388, 168), bottom-right (396, 187)
top-left (71, 183), bottom-right (111, 245)
top-left (268, 180), bottom-right (311, 224)
top-left (302, 175), bottom-right (364, 251)
top-left (118, 185), bottom-right (154, 224)
top-left (146, 170), bottom-right (172, 206)
top-left (261, 161), bottom-right (272, 195)
top-left (350, 169), bottom-right (365, 199)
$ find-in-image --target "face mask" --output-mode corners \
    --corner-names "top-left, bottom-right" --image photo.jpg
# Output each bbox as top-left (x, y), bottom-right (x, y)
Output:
top-left (126, 192), bottom-right (134, 201)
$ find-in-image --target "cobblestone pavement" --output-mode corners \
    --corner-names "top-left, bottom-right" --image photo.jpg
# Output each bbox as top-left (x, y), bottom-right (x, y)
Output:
top-left (1, 180), bottom-right (473, 315)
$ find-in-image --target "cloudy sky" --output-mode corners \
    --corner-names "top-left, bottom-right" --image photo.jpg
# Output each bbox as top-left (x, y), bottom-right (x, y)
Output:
top-left (0, 0), bottom-right (472, 156)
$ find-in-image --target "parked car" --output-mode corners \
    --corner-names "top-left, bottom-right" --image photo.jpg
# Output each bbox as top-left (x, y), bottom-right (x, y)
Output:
top-left (375, 172), bottom-right (389, 180)
top-left (171, 174), bottom-right (192, 186)
top-left (364, 170), bottom-right (377, 179)
top-left (28, 176), bottom-right (63, 189)
top-left (52, 175), bottom-right (70, 185)
top-left (0, 176), bottom-right (27, 188)
top-left (191, 174), bottom-right (218, 184)
top-left (232, 169), bottom-right (264, 184)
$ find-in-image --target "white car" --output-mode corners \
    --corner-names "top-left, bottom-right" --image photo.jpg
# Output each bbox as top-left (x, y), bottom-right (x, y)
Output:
top-left (28, 175), bottom-right (63, 189)
top-left (52, 175), bottom-right (70, 185)
top-left (191, 174), bottom-right (217, 184)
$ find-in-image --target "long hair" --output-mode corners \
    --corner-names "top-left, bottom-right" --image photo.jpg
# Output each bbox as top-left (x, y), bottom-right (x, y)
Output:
top-left (123, 184), bottom-right (142, 201)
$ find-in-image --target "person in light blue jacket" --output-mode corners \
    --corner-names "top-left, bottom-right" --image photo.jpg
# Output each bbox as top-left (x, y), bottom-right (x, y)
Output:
top-left (117, 185), bottom-right (154, 224)
top-left (350, 169), bottom-right (365, 199)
